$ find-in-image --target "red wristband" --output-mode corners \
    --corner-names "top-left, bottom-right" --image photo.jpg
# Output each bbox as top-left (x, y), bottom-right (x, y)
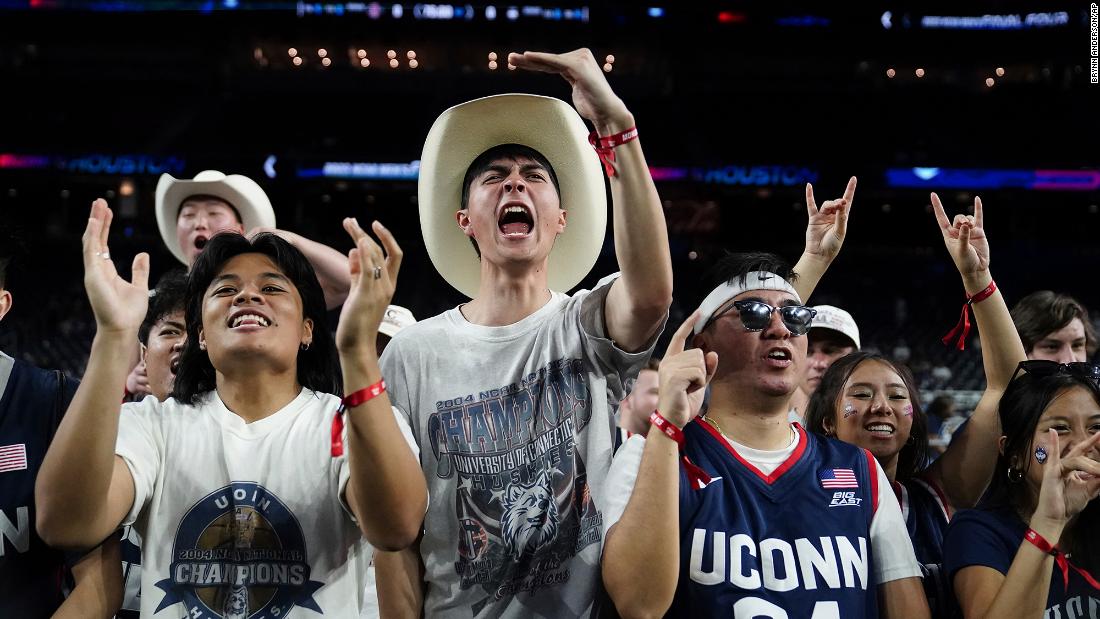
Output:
top-left (589, 126), bottom-right (638, 178)
top-left (1025, 527), bottom-right (1100, 590)
top-left (941, 280), bottom-right (997, 350)
top-left (1024, 528), bottom-right (1058, 555)
top-left (648, 411), bottom-right (713, 490)
top-left (342, 379), bottom-right (387, 409)
top-left (649, 410), bottom-right (684, 446)
top-left (331, 379), bottom-right (387, 457)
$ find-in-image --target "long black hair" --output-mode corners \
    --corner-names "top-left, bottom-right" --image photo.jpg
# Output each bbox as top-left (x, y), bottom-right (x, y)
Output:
top-left (171, 232), bottom-right (341, 403)
top-left (804, 352), bottom-right (929, 482)
top-left (983, 371), bottom-right (1100, 573)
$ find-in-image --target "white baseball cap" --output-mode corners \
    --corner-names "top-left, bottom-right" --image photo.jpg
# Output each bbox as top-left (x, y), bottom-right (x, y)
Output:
top-left (379, 305), bottom-right (417, 338)
top-left (810, 305), bottom-right (861, 349)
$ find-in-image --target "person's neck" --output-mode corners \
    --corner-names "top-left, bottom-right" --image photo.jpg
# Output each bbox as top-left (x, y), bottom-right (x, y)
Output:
top-left (706, 379), bottom-right (795, 451)
top-left (881, 454), bottom-right (900, 483)
top-left (461, 260), bottom-right (552, 327)
top-left (215, 367), bottom-right (302, 424)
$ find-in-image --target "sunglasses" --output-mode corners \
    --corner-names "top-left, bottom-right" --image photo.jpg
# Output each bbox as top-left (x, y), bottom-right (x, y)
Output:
top-left (1010, 360), bottom-right (1100, 383)
top-left (705, 300), bottom-right (817, 336)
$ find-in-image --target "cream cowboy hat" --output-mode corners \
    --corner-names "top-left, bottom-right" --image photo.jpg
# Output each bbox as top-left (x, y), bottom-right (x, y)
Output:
top-left (155, 170), bottom-right (276, 265)
top-left (418, 94), bottom-right (607, 298)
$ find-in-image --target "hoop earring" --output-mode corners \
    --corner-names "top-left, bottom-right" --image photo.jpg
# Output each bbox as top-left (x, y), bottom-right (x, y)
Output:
top-left (300, 342), bottom-right (310, 352)
top-left (1007, 467), bottom-right (1024, 483)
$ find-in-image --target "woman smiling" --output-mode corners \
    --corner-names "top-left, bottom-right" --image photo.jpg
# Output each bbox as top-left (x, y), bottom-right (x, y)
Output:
top-left (35, 199), bottom-right (427, 618)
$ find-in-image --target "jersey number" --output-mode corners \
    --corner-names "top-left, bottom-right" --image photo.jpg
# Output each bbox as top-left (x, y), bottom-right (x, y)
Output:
top-left (733, 598), bottom-right (840, 619)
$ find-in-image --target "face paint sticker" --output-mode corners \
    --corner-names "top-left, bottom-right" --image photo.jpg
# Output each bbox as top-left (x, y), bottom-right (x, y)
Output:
top-left (843, 402), bottom-right (856, 418)
top-left (1035, 445), bottom-right (1048, 464)
top-left (903, 404), bottom-right (913, 418)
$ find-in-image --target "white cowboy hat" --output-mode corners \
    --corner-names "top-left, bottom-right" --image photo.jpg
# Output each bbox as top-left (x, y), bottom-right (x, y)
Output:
top-left (155, 170), bottom-right (276, 265)
top-left (418, 93), bottom-right (607, 298)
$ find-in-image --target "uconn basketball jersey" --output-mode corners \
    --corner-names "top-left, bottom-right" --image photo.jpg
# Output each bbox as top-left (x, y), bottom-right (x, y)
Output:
top-left (0, 354), bottom-right (78, 617)
top-left (672, 421), bottom-right (881, 618)
top-left (894, 477), bottom-right (950, 618)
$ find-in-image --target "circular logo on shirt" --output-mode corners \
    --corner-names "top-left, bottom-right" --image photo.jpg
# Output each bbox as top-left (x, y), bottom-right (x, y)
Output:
top-left (153, 482), bottom-right (324, 618)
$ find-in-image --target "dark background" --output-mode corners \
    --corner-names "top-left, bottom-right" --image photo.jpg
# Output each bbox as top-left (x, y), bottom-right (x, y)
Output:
top-left (1, 1), bottom-right (1097, 390)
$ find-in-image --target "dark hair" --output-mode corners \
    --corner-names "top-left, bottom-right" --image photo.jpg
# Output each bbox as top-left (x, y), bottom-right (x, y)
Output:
top-left (804, 352), bottom-right (930, 482)
top-left (459, 144), bottom-right (561, 258)
top-left (696, 252), bottom-right (800, 334)
top-left (177, 194), bottom-right (243, 224)
top-left (138, 269), bottom-right (189, 345)
top-left (171, 232), bottom-right (340, 403)
top-left (706, 251), bottom-right (799, 291)
top-left (983, 371), bottom-right (1100, 573)
top-left (1011, 290), bottom-right (1097, 356)
top-left (643, 357), bottom-right (662, 373)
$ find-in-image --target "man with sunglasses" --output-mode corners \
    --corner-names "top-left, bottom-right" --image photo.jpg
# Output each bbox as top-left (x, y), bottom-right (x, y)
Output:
top-left (601, 253), bottom-right (929, 618)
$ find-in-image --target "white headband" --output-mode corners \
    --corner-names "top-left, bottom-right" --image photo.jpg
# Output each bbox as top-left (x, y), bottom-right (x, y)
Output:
top-left (693, 271), bottom-right (802, 335)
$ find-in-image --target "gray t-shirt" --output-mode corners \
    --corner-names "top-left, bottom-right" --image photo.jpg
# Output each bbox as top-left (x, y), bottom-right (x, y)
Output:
top-left (380, 278), bottom-right (659, 618)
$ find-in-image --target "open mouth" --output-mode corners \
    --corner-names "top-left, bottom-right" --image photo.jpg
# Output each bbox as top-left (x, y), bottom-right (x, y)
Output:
top-left (864, 423), bottom-right (896, 437)
top-left (169, 356), bottom-right (180, 374)
top-left (229, 313), bottom-right (271, 329)
top-left (194, 235), bottom-right (209, 250)
top-left (765, 349), bottom-right (792, 362)
top-left (498, 204), bottom-right (534, 237)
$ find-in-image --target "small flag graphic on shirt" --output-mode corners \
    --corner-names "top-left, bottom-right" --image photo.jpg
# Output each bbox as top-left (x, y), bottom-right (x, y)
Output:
top-left (0, 444), bottom-right (27, 473)
top-left (820, 468), bottom-right (858, 489)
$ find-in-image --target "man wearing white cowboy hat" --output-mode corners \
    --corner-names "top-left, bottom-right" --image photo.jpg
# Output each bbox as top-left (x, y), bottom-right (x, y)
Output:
top-left (155, 169), bottom-right (352, 310)
top-left (377, 48), bottom-right (672, 617)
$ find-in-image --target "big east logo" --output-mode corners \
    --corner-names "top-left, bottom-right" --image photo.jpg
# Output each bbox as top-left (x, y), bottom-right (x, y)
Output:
top-left (829, 491), bottom-right (863, 508)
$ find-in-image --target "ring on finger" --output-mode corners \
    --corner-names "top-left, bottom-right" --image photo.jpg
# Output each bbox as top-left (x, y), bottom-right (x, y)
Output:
top-left (95, 251), bottom-right (111, 260)
top-left (372, 266), bottom-right (383, 280)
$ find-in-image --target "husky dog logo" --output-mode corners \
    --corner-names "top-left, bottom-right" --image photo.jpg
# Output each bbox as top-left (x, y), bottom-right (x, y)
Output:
top-left (500, 471), bottom-right (559, 558)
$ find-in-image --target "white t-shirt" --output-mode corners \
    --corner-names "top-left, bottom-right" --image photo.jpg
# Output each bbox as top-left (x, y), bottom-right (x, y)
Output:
top-left (116, 388), bottom-right (417, 618)
top-left (379, 277), bottom-right (660, 618)
top-left (602, 426), bottom-right (921, 586)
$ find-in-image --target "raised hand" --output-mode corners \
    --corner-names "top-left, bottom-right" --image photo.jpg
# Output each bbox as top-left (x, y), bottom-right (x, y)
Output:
top-left (656, 311), bottom-right (718, 428)
top-left (931, 193), bottom-right (990, 277)
top-left (1033, 430), bottom-right (1100, 531)
top-left (125, 362), bottom-right (151, 398)
top-left (507, 48), bottom-right (632, 131)
top-left (82, 199), bottom-right (150, 334)
top-left (335, 218), bottom-right (402, 355)
top-left (803, 177), bottom-right (856, 263)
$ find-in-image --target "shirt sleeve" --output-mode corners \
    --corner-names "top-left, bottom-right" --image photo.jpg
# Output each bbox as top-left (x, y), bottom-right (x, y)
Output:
top-left (869, 462), bottom-right (923, 584)
top-left (115, 397), bottom-right (163, 527)
top-left (942, 510), bottom-right (1015, 580)
top-left (601, 434), bottom-right (646, 541)
top-left (378, 337), bottom-right (417, 434)
top-left (337, 405), bottom-right (421, 522)
top-left (574, 274), bottom-right (667, 403)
